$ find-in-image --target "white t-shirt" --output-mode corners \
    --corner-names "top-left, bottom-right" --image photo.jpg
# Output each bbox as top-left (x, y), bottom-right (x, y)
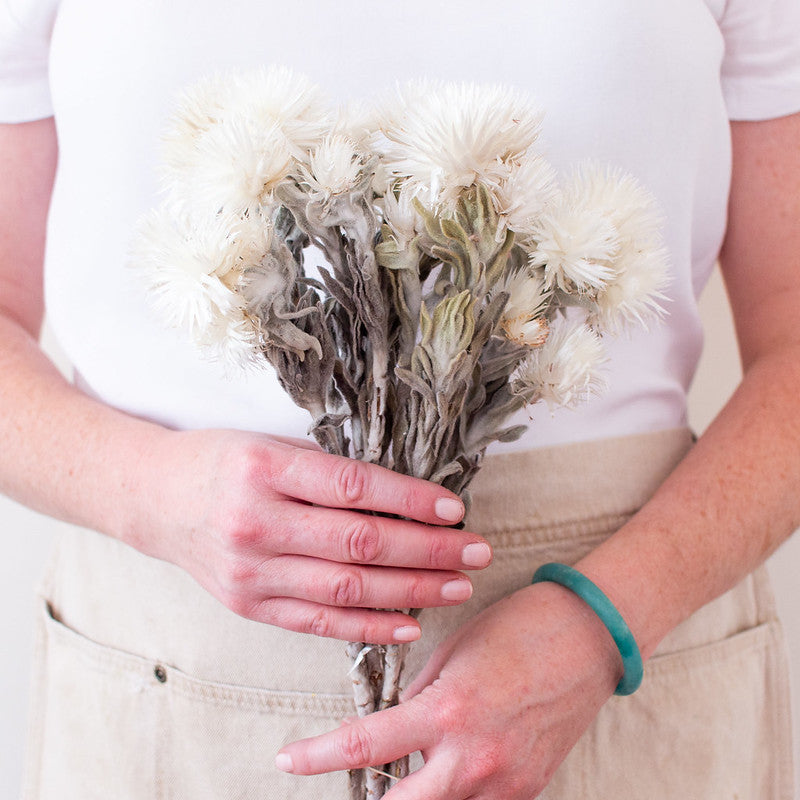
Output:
top-left (2, 0), bottom-right (800, 450)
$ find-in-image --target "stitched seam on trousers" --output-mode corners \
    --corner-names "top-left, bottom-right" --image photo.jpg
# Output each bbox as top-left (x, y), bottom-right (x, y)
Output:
top-left (45, 603), bottom-right (158, 678)
top-left (642, 620), bottom-right (779, 682)
top-left (764, 622), bottom-right (795, 799)
top-left (484, 512), bottom-right (632, 549)
top-left (164, 674), bottom-right (356, 718)
top-left (20, 601), bottom-right (49, 800)
top-left (44, 601), bottom-right (358, 719)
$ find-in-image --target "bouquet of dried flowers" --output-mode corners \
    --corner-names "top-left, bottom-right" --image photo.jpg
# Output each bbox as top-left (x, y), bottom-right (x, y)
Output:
top-left (132, 66), bottom-right (668, 798)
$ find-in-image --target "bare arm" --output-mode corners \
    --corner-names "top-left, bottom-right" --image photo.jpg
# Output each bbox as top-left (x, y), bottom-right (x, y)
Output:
top-left (577, 112), bottom-right (800, 658)
top-left (278, 113), bottom-right (800, 798)
top-left (0, 120), bottom-right (165, 534)
top-left (0, 119), bottom-right (492, 644)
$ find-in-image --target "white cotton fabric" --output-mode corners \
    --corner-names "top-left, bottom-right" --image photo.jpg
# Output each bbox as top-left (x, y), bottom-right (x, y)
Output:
top-left (2, 0), bottom-right (800, 450)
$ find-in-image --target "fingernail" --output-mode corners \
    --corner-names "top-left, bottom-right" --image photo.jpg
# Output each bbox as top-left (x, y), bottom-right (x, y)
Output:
top-left (435, 497), bottom-right (464, 523)
top-left (275, 753), bottom-right (294, 773)
top-left (393, 625), bottom-right (421, 642)
top-left (441, 578), bottom-right (473, 602)
top-left (462, 542), bottom-right (492, 567)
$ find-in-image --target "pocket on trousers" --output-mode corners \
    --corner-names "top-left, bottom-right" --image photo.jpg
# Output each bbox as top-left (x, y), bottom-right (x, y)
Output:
top-left (157, 659), bottom-right (353, 799)
top-left (543, 620), bottom-right (794, 800)
top-left (25, 598), bottom-right (162, 800)
top-left (24, 597), bottom-right (355, 800)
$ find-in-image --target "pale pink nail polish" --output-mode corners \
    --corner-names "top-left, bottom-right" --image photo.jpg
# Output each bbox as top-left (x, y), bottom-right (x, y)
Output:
top-left (435, 497), bottom-right (464, 522)
top-left (393, 625), bottom-right (421, 642)
top-left (462, 542), bottom-right (492, 567)
top-left (275, 753), bottom-right (294, 772)
top-left (441, 578), bottom-right (473, 602)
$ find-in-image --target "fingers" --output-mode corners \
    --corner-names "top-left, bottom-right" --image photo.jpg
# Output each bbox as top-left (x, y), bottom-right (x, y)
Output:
top-left (262, 556), bottom-right (474, 610)
top-left (276, 700), bottom-right (435, 777)
top-left (270, 504), bottom-right (492, 571)
top-left (259, 441), bottom-right (467, 525)
top-left (248, 597), bottom-right (424, 644)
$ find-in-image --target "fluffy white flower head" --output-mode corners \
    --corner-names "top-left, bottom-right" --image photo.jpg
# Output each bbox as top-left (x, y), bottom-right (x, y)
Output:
top-left (375, 80), bottom-right (544, 206)
top-left (223, 66), bottom-right (332, 155)
top-left (299, 134), bottom-right (368, 201)
top-left (378, 181), bottom-right (428, 249)
top-left (132, 203), bottom-right (270, 364)
top-left (181, 119), bottom-right (294, 215)
top-left (530, 162), bottom-right (669, 329)
top-left (494, 156), bottom-right (557, 242)
top-left (499, 269), bottom-right (551, 347)
top-left (515, 318), bottom-right (607, 409)
top-left (161, 66), bottom-right (331, 214)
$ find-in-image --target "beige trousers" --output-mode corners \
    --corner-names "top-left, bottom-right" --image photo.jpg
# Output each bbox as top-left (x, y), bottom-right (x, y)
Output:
top-left (21, 428), bottom-right (794, 798)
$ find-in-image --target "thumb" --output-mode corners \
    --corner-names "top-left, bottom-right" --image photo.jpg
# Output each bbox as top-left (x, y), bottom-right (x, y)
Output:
top-left (400, 636), bottom-right (459, 701)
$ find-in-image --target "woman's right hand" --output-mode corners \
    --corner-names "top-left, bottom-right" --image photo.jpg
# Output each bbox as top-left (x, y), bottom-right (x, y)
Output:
top-left (0, 118), bottom-right (488, 645)
top-left (126, 428), bottom-right (492, 643)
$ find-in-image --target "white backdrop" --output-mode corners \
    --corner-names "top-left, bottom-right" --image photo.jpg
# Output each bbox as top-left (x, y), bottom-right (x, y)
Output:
top-left (2, 266), bottom-right (799, 796)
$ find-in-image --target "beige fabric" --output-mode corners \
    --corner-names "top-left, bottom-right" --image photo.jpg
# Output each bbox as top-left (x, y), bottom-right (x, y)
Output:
top-left (21, 428), bottom-right (794, 799)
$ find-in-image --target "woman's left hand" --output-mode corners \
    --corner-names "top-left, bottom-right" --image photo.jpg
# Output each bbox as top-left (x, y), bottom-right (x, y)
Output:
top-left (276, 581), bottom-right (623, 799)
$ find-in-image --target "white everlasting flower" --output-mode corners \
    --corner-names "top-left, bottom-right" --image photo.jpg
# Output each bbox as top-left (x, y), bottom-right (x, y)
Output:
top-left (333, 99), bottom-right (382, 148)
top-left (160, 74), bottom-right (230, 173)
top-left (374, 80), bottom-right (544, 206)
top-left (528, 187), bottom-right (620, 293)
top-left (161, 66), bottom-right (331, 214)
top-left (132, 203), bottom-right (271, 364)
top-left (515, 318), bottom-right (607, 409)
top-left (494, 156), bottom-right (557, 242)
top-left (592, 245), bottom-right (670, 331)
top-left (177, 118), bottom-right (294, 215)
top-left (529, 162), bottom-right (669, 329)
top-left (378, 181), bottom-right (426, 249)
top-left (223, 66), bottom-right (332, 156)
top-left (298, 134), bottom-right (368, 201)
top-left (499, 269), bottom-right (551, 346)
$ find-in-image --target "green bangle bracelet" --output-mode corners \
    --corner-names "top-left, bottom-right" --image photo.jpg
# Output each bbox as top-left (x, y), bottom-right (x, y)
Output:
top-left (531, 562), bottom-right (643, 696)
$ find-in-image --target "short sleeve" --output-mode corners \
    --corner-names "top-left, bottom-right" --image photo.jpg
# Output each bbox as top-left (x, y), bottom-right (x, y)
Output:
top-left (0, 0), bottom-right (58, 122)
top-left (719, 0), bottom-right (800, 120)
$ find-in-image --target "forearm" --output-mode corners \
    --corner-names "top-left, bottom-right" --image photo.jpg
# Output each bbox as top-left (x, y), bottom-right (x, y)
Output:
top-left (576, 343), bottom-right (800, 660)
top-left (0, 312), bottom-right (165, 542)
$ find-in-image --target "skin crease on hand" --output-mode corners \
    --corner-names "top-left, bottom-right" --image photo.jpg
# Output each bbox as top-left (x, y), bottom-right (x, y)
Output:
top-left (274, 113), bottom-right (800, 799)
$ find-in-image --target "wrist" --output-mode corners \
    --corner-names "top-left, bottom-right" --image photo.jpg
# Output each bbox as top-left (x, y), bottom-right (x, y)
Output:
top-left (573, 538), bottom-right (682, 663)
top-left (519, 580), bottom-right (623, 695)
top-left (89, 412), bottom-right (174, 552)
top-left (532, 563), bottom-right (643, 694)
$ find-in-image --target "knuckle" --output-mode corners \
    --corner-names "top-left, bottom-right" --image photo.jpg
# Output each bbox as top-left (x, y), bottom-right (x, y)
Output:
top-left (221, 520), bottom-right (260, 552)
top-left (424, 534), bottom-right (451, 569)
top-left (404, 574), bottom-right (430, 608)
top-left (220, 587), bottom-right (255, 620)
top-left (466, 739), bottom-right (507, 783)
top-left (226, 556), bottom-right (257, 590)
top-left (344, 518), bottom-right (382, 564)
top-left (331, 460), bottom-right (369, 506)
top-left (360, 617), bottom-right (388, 645)
top-left (328, 568), bottom-right (365, 607)
top-left (306, 607), bottom-right (334, 638)
top-left (393, 485), bottom-right (419, 517)
top-left (337, 726), bottom-right (374, 768)
top-left (239, 441), bottom-right (275, 489)
top-left (431, 690), bottom-right (468, 733)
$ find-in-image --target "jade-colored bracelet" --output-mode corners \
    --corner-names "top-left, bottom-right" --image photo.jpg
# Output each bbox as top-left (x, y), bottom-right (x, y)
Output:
top-left (531, 562), bottom-right (643, 696)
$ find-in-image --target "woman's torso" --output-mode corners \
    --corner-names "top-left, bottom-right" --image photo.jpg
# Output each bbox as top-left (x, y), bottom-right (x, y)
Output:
top-left (43, 0), bottom-right (731, 446)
